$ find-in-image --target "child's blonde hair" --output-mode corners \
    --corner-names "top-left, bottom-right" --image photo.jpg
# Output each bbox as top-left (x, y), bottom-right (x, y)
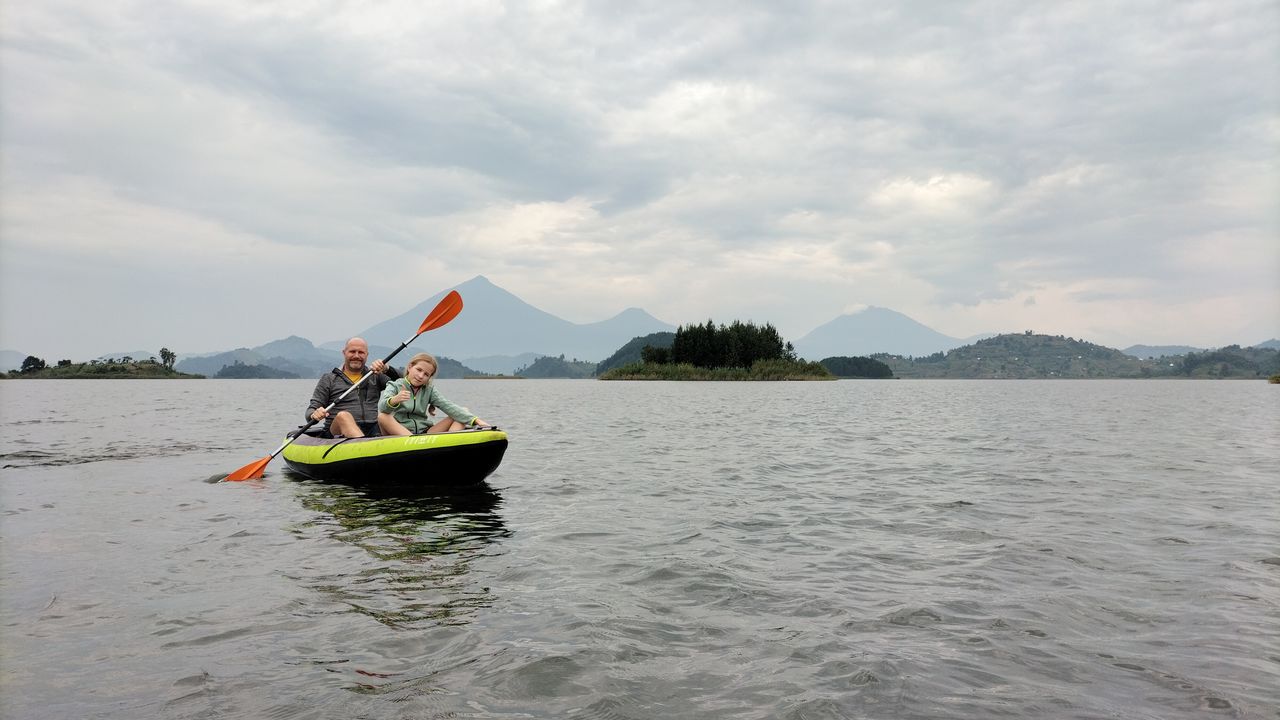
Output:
top-left (406, 352), bottom-right (438, 376)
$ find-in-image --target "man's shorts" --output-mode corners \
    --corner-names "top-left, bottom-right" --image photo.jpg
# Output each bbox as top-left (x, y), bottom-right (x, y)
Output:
top-left (322, 420), bottom-right (380, 439)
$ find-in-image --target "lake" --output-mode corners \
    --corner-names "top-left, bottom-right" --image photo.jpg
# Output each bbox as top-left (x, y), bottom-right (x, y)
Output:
top-left (1, 378), bottom-right (1277, 719)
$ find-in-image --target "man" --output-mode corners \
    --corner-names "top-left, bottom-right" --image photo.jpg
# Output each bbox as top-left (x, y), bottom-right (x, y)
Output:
top-left (307, 337), bottom-right (399, 438)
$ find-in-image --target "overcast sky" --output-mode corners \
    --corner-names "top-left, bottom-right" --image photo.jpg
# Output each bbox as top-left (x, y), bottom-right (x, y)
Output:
top-left (2, 0), bottom-right (1277, 360)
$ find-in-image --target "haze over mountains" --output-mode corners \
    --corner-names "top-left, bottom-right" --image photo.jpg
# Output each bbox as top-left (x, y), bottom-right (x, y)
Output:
top-left (792, 307), bottom-right (994, 360)
top-left (3, 275), bottom-right (1276, 374)
top-left (343, 276), bottom-right (675, 365)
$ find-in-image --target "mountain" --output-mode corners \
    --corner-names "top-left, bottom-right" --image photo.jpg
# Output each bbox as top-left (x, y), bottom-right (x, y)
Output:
top-left (347, 276), bottom-right (676, 362)
top-left (1122, 344), bottom-right (1204, 358)
top-left (1122, 340), bottom-right (1280, 358)
top-left (460, 352), bottom-right (546, 376)
top-left (793, 307), bottom-right (988, 359)
top-left (595, 332), bottom-right (676, 375)
top-left (431, 356), bottom-right (481, 379)
top-left (252, 336), bottom-right (337, 365)
top-left (214, 362), bottom-right (301, 379)
top-left (1178, 344), bottom-right (1280, 377)
top-left (515, 355), bottom-right (598, 379)
top-left (175, 333), bottom-right (488, 379)
top-left (875, 334), bottom-right (1280, 379)
top-left (879, 333), bottom-right (1149, 378)
top-left (175, 336), bottom-right (335, 378)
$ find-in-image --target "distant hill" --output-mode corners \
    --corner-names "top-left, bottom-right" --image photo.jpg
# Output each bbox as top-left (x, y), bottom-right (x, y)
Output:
top-left (877, 333), bottom-right (1280, 379)
top-left (794, 307), bottom-right (991, 359)
top-left (819, 356), bottom-right (894, 378)
top-left (460, 352), bottom-right (545, 376)
top-left (432, 356), bottom-right (481, 379)
top-left (1122, 340), bottom-right (1280, 358)
top-left (252, 336), bottom-right (336, 366)
top-left (214, 362), bottom-right (300, 379)
top-left (177, 336), bottom-right (484, 380)
top-left (176, 335), bottom-right (335, 378)
top-left (594, 332), bottom-right (676, 376)
top-left (515, 355), bottom-right (597, 379)
top-left (1122, 344), bottom-right (1204, 358)
top-left (56, 272), bottom-right (1270, 372)
top-left (346, 275), bottom-right (676, 362)
top-left (879, 333), bottom-right (1149, 378)
top-left (1176, 345), bottom-right (1280, 378)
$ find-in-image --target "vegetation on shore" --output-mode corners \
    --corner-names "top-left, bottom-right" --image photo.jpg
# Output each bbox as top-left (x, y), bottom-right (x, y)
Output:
top-left (1172, 345), bottom-right (1280, 379)
top-left (819, 355), bottom-right (894, 378)
top-left (600, 358), bottom-right (834, 381)
top-left (4, 350), bottom-right (203, 379)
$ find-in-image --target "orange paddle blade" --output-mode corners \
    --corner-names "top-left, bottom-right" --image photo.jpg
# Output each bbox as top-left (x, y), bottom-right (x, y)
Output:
top-left (417, 290), bottom-right (463, 335)
top-left (225, 455), bottom-right (271, 482)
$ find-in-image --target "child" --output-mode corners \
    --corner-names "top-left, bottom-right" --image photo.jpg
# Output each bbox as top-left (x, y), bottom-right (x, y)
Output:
top-left (377, 353), bottom-right (487, 435)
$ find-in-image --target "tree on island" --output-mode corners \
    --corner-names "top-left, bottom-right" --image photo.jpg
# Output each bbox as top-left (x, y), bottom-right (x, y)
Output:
top-left (5, 348), bottom-right (204, 379)
top-left (603, 319), bottom-right (831, 380)
top-left (664, 319), bottom-right (795, 369)
top-left (159, 348), bottom-right (176, 370)
top-left (20, 356), bottom-right (47, 374)
top-left (641, 345), bottom-right (671, 364)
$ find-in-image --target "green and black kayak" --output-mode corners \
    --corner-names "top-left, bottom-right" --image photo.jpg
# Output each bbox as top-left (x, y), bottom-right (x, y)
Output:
top-left (281, 427), bottom-right (508, 485)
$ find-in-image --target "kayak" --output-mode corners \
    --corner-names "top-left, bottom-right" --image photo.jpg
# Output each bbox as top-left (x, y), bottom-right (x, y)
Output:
top-left (281, 427), bottom-right (508, 485)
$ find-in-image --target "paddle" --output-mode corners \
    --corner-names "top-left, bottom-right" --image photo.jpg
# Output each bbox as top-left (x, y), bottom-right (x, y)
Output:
top-left (224, 290), bottom-right (464, 481)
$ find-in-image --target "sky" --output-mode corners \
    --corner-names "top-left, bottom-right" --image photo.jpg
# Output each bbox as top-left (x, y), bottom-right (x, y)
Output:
top-left (2, 0), bottom-right (1277, 361)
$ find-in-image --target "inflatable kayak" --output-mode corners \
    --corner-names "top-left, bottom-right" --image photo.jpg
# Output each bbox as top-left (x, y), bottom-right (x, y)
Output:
top-left (281, 427), bottom-right (508, 484)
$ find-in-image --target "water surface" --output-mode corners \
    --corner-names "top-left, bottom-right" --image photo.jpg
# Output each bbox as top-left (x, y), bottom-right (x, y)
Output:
top-left (1, 379), bottom-right (1277, 718)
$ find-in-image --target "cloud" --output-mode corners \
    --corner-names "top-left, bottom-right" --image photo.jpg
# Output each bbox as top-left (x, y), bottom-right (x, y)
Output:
top-left (1, 0), bottom-right (1277, 358)
top-left (868, 173), bottom-right (997, 215)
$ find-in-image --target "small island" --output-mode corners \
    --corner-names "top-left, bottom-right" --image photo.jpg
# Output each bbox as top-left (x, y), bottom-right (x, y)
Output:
top-left (3, 350), bottom-right (204, 379)
top-left (599, 320), bottom-right (837, 381)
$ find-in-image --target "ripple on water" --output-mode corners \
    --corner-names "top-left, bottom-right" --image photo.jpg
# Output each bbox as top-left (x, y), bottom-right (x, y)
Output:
top-left (1, 379), bottom-right (1277, 718)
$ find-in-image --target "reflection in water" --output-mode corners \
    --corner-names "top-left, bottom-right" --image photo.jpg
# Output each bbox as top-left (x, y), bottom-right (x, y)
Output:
top-left (287, 477), bottom-right (508, 630)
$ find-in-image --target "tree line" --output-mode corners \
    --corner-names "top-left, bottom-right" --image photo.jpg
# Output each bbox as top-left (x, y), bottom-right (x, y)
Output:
top-left (8, 348), bottom-right (184, 378)
top-left (15, 348), bottom-right (178, 374)
top-left (643, 319), bottom-right (796, 369)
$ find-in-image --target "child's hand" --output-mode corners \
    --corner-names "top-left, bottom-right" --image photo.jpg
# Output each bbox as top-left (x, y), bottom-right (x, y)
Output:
top-left (394, 387), bottom-right (412, 404)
